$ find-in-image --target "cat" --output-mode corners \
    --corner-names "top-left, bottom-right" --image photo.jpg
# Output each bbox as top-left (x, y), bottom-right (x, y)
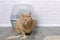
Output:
top-left (16, 12), bottom-right (36, 37)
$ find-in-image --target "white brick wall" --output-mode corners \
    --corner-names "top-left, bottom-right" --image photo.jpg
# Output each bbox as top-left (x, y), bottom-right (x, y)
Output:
top-left (0, 0), bottom-right (60, 27)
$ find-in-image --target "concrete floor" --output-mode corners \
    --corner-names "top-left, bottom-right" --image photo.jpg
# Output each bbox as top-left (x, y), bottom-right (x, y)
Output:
top-left (0, 27), bottom-right (60, 40)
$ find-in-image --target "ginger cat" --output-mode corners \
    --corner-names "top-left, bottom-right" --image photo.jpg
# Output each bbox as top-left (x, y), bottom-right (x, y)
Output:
top-left (16, 12), bottom-right (36, 37)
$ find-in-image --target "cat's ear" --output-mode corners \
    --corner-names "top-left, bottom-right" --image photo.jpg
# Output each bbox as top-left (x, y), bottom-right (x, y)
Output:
top-left (29, 12), bottom-right (31, 16)
top-left (21, 14), bottom-right (24, 17)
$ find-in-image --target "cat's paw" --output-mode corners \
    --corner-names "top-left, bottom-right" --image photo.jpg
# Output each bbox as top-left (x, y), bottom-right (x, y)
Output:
top-left (21, 36), bottom-right (27, 39)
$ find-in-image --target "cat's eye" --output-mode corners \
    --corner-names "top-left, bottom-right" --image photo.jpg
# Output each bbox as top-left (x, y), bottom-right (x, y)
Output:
top-left (25, 19), bottom-right (26, 21)
top-left (28, 16), bottom-right (30, 17)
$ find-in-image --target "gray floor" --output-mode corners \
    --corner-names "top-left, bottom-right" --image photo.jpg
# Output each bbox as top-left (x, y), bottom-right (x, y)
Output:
top-left (0, 27), bottom-right (60, 40)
